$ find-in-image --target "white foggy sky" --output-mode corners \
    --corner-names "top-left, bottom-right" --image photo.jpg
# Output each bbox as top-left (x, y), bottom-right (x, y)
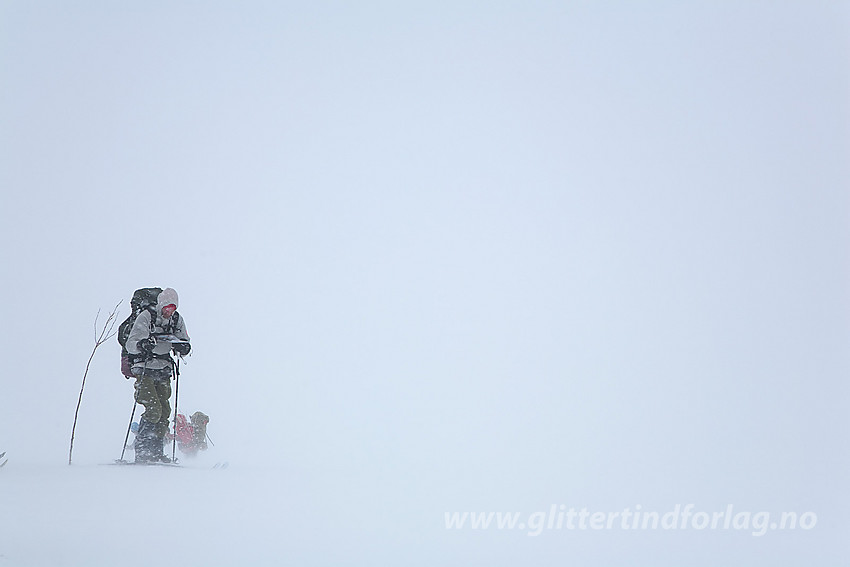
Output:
top-left (0, 2), bottom-right (848, 564)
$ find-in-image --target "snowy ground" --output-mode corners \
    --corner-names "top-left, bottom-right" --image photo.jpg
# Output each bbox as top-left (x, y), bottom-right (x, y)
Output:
top-left (1, 451), bottom-right (845, 566)
top-left (0, 457), bottom-right (439, 566)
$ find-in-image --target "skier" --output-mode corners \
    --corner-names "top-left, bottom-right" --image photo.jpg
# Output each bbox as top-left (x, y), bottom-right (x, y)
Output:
top-left (168, 411), bottom-right (210, 456)
top-left (125, 287), bottom-right (191, 463)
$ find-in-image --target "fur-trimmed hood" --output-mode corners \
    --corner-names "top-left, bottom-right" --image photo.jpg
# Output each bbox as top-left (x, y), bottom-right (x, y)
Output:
top-left (156, 287), bottom-right (179, 311)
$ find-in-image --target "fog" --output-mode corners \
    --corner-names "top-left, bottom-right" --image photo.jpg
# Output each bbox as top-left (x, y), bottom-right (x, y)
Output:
top-left (1, 2), bottom-right (848, 565)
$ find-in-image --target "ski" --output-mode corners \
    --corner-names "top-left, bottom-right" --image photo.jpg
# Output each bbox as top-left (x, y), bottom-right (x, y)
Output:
top-left (102, 459), bottom-right (229, 469)
top-left (107, 459), bottom-right (181, 468)
top-left (0, 452), bottom-right (7, 467)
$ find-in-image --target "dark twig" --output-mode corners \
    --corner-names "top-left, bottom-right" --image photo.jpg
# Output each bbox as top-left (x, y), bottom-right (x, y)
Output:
top-left (69, 301), bottom-right (122, 465)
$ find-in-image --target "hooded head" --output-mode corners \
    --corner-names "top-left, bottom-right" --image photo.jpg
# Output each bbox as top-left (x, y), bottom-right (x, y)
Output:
top-left (157, 288), bottom-right (179, 318)
top-left (191, 411), bottom-right (209, 425)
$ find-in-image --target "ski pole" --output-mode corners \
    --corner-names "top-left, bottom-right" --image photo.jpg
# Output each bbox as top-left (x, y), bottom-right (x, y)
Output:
top-left (172, 357), bottom-right (180, 462)
top-left (205, 432), bottom-right (215, 447)
top-left (119, 402), bottom-right (137, 463)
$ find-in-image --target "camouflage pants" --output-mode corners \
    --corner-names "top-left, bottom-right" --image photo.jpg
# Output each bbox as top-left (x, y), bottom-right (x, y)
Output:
top-left (133, 367), bottom-right (173, 438)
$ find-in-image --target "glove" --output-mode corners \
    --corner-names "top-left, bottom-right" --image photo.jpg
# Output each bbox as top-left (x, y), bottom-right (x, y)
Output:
top-left (173, 342), bottom-right (191, 356)
top-left (137, 337), bottom-right (157, 353)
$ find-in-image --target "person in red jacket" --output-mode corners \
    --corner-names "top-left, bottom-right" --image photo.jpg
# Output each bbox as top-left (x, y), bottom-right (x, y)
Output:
top-left (170, 411), bottom-right (210, 457)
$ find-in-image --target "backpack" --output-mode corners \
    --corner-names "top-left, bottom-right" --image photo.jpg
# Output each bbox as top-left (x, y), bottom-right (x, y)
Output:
top-left (174, 414), bottom-right (194, 446)
top-left (118, 287), bottom-right (162, 377)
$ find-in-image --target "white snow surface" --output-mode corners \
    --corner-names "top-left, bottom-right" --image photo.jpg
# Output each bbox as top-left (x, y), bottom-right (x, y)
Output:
top-left (1, 448), bottom-right (847, 566)
top-left (2, 459), bottom-right (443, 566)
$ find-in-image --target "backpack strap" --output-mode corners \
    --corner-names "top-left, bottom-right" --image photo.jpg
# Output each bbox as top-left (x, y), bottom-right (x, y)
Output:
top-left (148, 307), bottom-right (157, 334)
top-left (165, 310), bottom-right (179, 334)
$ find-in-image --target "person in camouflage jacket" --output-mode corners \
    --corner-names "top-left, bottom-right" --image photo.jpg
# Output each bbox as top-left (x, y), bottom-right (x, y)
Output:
top-left (126, 287), bottom-right (191, 463)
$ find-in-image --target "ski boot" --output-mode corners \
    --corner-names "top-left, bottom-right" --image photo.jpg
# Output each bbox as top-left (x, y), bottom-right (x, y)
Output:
top-left (134, 419), bottom-right (157, 464)
top-left (150, 434), bottom-right (172, 464)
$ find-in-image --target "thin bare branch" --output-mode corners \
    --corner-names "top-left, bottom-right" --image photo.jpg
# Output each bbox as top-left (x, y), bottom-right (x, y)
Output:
top-left (95, 301), bottom-right (122, 345)
top-left (69, 300), bottom-right (124, 465)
